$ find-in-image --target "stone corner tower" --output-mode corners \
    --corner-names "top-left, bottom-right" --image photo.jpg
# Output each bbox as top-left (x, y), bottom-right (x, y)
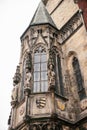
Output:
top-left (8, 0), bottom-right (87, 130)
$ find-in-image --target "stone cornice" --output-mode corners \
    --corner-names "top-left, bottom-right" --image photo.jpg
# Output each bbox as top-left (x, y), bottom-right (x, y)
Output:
top-left (58, 11), bottom-right (83, 44)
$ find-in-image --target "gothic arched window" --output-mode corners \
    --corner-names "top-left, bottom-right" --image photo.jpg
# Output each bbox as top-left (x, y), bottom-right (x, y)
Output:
top-left (53, 53), bottom-right (64, 96)
top-left (72, 57), bottom-right (86, 100)
top-left (33, 46), bottom-right (48, 92)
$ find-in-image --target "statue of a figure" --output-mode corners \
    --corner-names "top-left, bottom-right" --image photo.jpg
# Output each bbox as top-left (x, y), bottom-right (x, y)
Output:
top-left (25, 68), bottom-right (32, 88)
top-left (48, 64), bottom-right (55, 86)
top-left (11, 83), bottom-right (18, 102)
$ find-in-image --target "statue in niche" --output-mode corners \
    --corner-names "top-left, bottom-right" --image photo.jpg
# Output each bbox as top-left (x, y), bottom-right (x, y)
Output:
top-left (48, 64), bottom-right (55, 87)
top-left (11, 83), bottom-right (18, 102)
top-left (48, 49), bottom-right (55, 89)
top-left (25, 68), bottom-right (32, 88)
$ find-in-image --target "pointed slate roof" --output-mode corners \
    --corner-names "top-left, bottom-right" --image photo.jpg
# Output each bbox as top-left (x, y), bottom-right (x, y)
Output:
top-left (29, 1), bottom-right (57, 29)
top-left (20, 1), bottom-right (57, 39)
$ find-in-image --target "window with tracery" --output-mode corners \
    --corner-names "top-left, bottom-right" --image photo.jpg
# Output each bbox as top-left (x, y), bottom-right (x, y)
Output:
top-left (33, 46), bottom-right (48, 92)
top-left (72, 57), bottom-right (86, 100)
top-left (53, 52), bottom-right (64, 96)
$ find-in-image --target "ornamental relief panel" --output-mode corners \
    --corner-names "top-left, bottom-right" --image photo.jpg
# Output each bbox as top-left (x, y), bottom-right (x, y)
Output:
top-left (15, 102), bottom-right (26, 127)
top-left (30, 93), bottom-right (52, 116)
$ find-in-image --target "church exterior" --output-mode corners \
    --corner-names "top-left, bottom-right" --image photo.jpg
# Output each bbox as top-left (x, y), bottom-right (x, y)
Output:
top-left (8, 0), bottom-right (87, 130)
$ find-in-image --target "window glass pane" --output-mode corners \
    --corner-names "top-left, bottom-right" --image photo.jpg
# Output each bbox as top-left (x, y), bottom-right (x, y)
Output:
top-left (34, 82), bottom-right (40, 92)
top-left (41, 72), bottom-right (47, 80)
top-left (41, 81), bottom-right (48, 92)
top-left (34, 63), bottom-right (40, 71)
top-left (34, 54), bottom-right (40, 63)
top-left (33, 47), bottom-right (48, 93)
top-left (57, 56), bottom-right (64, 96)
top-left (41, 63), bottom-right (47, 71)
top-left (41, 54), bottom-right (47, 62)
top-left (34, 72), bottom-right (40, 81)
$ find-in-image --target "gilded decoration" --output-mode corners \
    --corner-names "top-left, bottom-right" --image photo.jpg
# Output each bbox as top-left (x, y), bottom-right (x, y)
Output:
top-left (57, 100), bottom-right (66, 111)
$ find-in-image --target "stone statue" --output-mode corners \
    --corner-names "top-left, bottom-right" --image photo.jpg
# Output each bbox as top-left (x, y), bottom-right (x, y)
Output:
top-left (11, 83), bottom-right (18, 102)
top-left (48, 64), bottom-right (55, 87)
top-left (25, 68), bottom-right (32, 88)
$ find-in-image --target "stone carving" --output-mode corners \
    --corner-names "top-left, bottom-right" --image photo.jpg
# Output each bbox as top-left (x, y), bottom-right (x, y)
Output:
top-left (24, 52), bottom-right (32, 88)
top-left (24, 68), bottom-right (32, 88)
top-left (36, 97), bottom-right (46, 109)
top-left (58, 12), bottom-right (82, 44)
top-left (67, 97), bottom-right (76, 120)
top-left (11, 66), bottom-right (21, 105)
top-left (19, 106), bottom-right (25, 116)
top-left (13, 66), bottom-right (21, 84)
top-left (48, 49), bottom-right (55, 90)
top-left (11, 83), bottom-right (18, 102)
top-left (80, 98), bottom-right (87, 111)
top-left (48, 64), bottom-right (55, 87)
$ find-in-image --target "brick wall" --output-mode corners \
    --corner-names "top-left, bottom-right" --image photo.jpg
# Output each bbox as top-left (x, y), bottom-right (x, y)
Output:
top-left (78, 0), bottom-right (87, 29)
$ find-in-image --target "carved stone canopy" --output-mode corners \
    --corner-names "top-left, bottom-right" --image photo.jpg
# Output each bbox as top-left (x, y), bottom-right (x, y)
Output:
top-left (13, 66), bottom-right (21, 84)
top-left (25, 53), bottom-right (32, 71)
top-left (48, 50), bottom-right (54, 69)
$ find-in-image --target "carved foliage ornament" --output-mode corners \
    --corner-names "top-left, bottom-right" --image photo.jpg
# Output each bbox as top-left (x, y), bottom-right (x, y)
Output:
top-left (13, 66), bottom-right (21, 84)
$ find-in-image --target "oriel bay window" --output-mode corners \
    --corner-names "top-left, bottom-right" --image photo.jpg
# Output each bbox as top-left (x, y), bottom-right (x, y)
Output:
top-left (33, 46), bottom-right (48, 92)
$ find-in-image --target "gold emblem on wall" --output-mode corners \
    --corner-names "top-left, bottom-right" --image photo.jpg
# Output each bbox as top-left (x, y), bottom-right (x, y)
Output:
top-left (57, 100), bottom-right (65, 111)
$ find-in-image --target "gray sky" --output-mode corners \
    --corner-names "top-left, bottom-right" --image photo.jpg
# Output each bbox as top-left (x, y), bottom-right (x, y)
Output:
top-left (0, 0), bottom-right (40, 129)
